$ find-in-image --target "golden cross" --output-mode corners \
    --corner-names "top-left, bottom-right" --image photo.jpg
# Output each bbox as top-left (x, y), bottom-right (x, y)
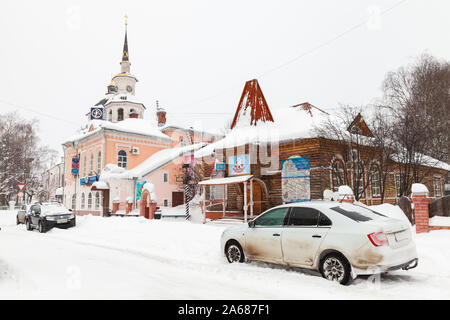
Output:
top-left (125, 15), bottom-right (128, 26)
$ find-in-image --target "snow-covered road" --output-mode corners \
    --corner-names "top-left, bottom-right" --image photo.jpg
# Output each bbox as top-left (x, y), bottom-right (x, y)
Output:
top-left (1, 210), bottom-right (449, 299)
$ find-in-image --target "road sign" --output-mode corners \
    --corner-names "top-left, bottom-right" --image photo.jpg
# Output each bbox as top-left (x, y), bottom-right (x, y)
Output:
top-left (17, 191), bottom-right (24, 198)
top-left (17, 184), bottom-right (26, 190)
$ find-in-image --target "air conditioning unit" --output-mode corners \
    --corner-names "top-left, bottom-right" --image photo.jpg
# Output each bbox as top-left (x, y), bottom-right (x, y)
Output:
top-left (130, 147), bottom-right (140, 155)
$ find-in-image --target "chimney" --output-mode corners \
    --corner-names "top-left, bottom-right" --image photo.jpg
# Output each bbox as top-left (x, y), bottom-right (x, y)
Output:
top-left (156, 100), bottom-right (166, 127)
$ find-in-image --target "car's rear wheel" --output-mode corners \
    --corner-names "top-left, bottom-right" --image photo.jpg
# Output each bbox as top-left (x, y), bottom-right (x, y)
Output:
top-left (225, 241), bottom-right (245, 263)
top-left (319, 253), bottom-right (351, 285)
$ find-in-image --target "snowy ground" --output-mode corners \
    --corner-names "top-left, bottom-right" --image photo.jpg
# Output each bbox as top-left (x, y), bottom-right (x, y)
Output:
top-left (1, 209), bottom-right (450, 300)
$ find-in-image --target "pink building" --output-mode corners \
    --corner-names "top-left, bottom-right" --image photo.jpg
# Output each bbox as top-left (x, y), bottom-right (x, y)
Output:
top-left (62, 22), bottom-right (219, 217)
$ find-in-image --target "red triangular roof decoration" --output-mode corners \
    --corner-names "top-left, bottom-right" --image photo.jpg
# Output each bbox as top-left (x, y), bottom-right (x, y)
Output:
top-left (230, 79), bottom-right (274, 129)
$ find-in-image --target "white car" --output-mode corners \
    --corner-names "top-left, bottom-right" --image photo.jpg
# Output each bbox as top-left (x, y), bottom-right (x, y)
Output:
top-left (221, 201), bottom-right (418, 285)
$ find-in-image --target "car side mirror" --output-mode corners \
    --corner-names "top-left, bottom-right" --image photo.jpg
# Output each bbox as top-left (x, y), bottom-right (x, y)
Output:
top-left (248, 221), bottom-right (255, 228)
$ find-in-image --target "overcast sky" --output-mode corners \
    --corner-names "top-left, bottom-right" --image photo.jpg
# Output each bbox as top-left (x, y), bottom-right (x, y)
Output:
top-left (0, 0), bottom-right (449, 157)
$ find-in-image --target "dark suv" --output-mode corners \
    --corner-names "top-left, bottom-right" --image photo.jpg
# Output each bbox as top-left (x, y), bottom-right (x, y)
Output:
top-left (26, 202), bottom-right (76, 233)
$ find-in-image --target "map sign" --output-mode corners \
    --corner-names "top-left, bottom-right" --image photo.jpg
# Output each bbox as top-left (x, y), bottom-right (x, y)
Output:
top-left (281, 157), bottom-right (310, 203)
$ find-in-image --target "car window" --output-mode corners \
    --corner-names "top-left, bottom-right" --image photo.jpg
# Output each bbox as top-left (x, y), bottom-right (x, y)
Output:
top-left (254, 208), bottom-right (289, 227)
top-left (31, 205), bottom-right (41, 214)
top-left (287, 207), bottom-right (320, 226)
top-left (330, 204), bottom-right (387, 222)
top-left (318, 212), bottom-right (332, 226)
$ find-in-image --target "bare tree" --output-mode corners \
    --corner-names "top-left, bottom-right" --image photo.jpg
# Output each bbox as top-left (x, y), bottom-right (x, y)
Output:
top-left (315, 105), bottom-right (384, 201)
top-left (0, 112), bottom-right (58, 205)
top-left (382, 54), bottom-right (450, 195)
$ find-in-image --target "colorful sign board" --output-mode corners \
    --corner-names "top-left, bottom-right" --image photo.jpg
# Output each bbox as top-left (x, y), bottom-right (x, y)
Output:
top-left (281, 157), bottom-right (310, 203)
top-left (215, 162), bottom-right (225, 171)
top-left (136, 181), bottom-right (146, 200)
top-left (72, 157), bottom-right (79, 175)
top-left (228, 154), bottom-right (250, 176)
top-left (80, 175), bottom-right (98, 186)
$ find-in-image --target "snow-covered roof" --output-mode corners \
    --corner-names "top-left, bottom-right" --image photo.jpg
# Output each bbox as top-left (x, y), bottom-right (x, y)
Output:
top-left (91, 181), bottom-right (109, 190)
top-left (127, 143), bottom-right (206, 178)
top-left (99, 143), bottom-right (205, 181)
top-left (63, 118), bottom-right (173, 144)
top-left (195, 106), bottom-right (329, 158)
top-left (198, 175), bottom-right (253, 185)
top-left (103, 93), bottom-right (145, 108)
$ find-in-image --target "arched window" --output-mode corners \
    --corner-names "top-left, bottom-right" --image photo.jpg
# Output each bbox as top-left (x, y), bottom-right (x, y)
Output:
top-left (71, 194), bottom-right (76, 210)
top-left (118, 150), bottom-right (127, 169)
top-left (370, 165), bottom-right (381, 197)
top-left (88, 193), bottom-right (93, 210)
top-left (90, 153), bottom-right (94, 175)
top-left (332, 160), bottom-right (345, 192)
top-left (97, 151), bottom-right (102, 174)
top-left (95, 192), bottom-right (100, 210)
top-left (83, 155), bottom-right (87, 177)
top-left (81, 193), bottom-right (85, 209)
top-left (108, 110), bottom-right (112, 121)
top-left (118, 108), bottom-right (124, 121)
top-left (354, 164), bottom-right (365, 199)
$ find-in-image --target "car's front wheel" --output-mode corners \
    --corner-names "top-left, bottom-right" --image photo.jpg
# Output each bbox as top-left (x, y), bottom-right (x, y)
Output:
top-left (38, 221), bottom-right (46, 233)
top-left (26, 219), bottom-right (32, 231)
top-left (319, 253), bottom-right (351, 285)
top-left (225, 241), bottom-right (245, 263)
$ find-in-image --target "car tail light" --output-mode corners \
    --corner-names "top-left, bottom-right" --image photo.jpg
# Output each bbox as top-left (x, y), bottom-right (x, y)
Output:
top-left (368, 232), bottom-right (388, 247)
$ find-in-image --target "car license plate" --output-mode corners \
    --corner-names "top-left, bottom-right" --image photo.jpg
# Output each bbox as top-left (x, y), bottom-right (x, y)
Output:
top-left (394, 230), bottom-right (409, 242)
top-left (57, 219), bottom-right (68, 224)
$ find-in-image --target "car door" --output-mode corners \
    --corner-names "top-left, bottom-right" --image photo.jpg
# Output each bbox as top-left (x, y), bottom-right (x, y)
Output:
top-left (30, 205), bottom-right (41, 226)
top-left (281, 207), bottom-right (332, 267)
top-left (244, 207), bottom-right (290, 264)
top-left (18, 205), bottom-right (26, 222)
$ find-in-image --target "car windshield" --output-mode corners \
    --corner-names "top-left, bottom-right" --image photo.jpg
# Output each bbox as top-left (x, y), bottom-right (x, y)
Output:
top-left (330, 203), bottom-right (387, 223)
top-left (41, 204), bottom-right (69, 215)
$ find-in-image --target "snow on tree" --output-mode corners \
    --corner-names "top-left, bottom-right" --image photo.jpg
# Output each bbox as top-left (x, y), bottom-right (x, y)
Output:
top-left (0, 112), bottom-right (58, 205)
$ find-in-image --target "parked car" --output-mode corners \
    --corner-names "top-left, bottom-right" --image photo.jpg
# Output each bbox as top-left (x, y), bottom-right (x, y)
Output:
top-left (16, 204), bottom-right (31, 225)
top-left (26, 202), bottom-right (76, 233)
top-left (221, 201), bottom-right (418, 285)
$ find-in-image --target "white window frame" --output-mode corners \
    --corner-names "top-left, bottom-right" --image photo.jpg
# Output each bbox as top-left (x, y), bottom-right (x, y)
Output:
top-left (81, 193), bottom-right (85, 209)
top-left (118, 150), bottom-right (128, 169)
top-left (95, 192), bottom-right (100, 210)
top-left (88, 192), bottom-right (93, 210)
top-left (434, 177), bottom-right (442, 197)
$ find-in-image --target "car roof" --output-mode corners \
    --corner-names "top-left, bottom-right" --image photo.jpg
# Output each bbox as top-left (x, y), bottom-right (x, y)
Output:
top-left (276, 201), bottom-right (351, 210)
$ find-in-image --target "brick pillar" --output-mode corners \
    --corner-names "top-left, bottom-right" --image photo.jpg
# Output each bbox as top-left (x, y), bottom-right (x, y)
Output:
top-left (139, 199), bottom-right (145, 217)
top-left (411, 184), bottom-right (430, 234)
top-left (148, 202), bottom-right (157, 219)
top-left (112, 202), bottom-right (120, 214)
top-left (125, 202), bottom-right (132, 214)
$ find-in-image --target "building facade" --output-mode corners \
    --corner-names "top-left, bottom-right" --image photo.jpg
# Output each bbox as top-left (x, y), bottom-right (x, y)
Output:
top-left (62, 22), bottom-right (219, 217)
top-left (195, 79), bottom-right (450, 221)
